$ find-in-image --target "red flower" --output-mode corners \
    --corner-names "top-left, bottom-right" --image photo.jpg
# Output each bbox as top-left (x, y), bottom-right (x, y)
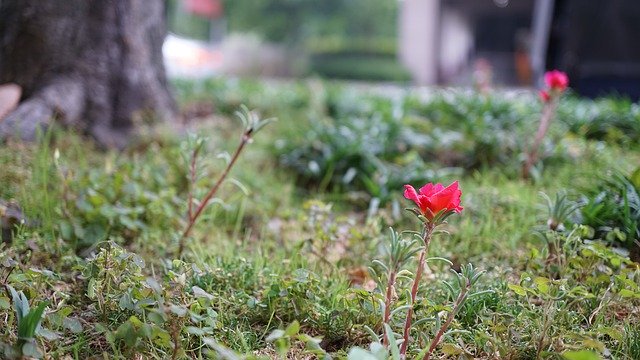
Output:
top-left (404, 181), bottom-right (463, 219)
top-left (544, 70), bottom-right (569, 91)
top-left (539, 90), bottom-right (550, 103)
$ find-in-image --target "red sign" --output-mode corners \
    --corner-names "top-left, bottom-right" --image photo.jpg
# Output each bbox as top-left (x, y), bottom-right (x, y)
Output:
top-left (183, 0), bottom-right (223, 19)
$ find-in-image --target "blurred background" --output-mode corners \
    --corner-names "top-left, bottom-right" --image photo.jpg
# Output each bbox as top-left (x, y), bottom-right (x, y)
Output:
top-left (164, 0), bottom-right (640, 99)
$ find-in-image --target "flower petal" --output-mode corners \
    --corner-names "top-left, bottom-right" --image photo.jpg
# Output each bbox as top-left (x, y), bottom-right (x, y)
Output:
top-left (428, 181), bottom-right (462, 213)
top-left (419, 183), bottom-right (444, 196)
top-left (403, 185), bottom-right (420, 204)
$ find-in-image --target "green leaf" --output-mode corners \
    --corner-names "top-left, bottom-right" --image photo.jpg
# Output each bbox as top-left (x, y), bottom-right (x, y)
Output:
top-left (362, 325), bottom-right (380, 343)
top-left (441, 343), bottom-right (464, 355)
top-left (59, 220), bottom-right (73, 240)
top-left (507, 284), bottom-right (529, 296)
top-left (9, 285), bottom-right (29, 319)
top-left (618, 289), bottom-right (639, 298)
top-left (148, 310), bottom-right (167, 325)
top-left (266, 329), bottom-right (285, 342)
top-left (169, 305), bottom-right (188, 317)
top-left (38, 327), bottom-right (60, 341)
top-left (630, 167), bottom-right (640, 188)
top-left (0, 296), bottom-right (10, 310)
top-left (384, 324), bottom-right (400, 360)
top-left (562, 350), bottom-right (601, 360)
top-left (534, 277), bottom-right (550, 294)
top-left (192, 286), bottom-right (214, 301)
top-left (63, 317), bottom-right (83, 334)
top-left (581, 338), bottom-right (605, 351)
top-left (347, 347), bottom-right (379, 360)
top-left (145, 277), bottom-right (162, 294)
top-left (185, 326), bottom-right (208, 336)
top-left (21, 341), bottom-right (42, 358)
top-left (87, 278), bottom-right (96, 299)
top-left (597, 326), bottom-right (623, 341)
top-left (83, 223), bottom-right (107, 244)
top-left (20, 301), bottom-right (48, 339)
top-left (202, 337), bottom-right (243, 360)
top-left (284, 320), bottom-right (300, 337)
top-left (128, 315), bottom-right (144, 328)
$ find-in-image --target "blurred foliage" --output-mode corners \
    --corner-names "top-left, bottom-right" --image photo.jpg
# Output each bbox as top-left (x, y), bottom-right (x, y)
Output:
top-left (309, 55), bottom-right (411, 82)
top-left (305, 36), bottom-right (409, 82)
top-left (580, 168), bottom-right (640, 254)
top-left (278, 89), bottom-right (549, 204)
top-left (220, 0), bottom-right (398, 44)
top-left (55, 145), bottom-right (184, 251)
top-left (306, 37), bottom-right (398, 57)
top-left (172, 78), bottom-right (640, 208)
top-left (277, 87), bottom-right (455, 206)
top-left (219, 0), bottom-right (404, 81)
top-left (166, 0), bottom-right (213, 40)
top-left (404, 92), bottom-right (539, 169)
top-left (558, 96), bottom-right (640, 147)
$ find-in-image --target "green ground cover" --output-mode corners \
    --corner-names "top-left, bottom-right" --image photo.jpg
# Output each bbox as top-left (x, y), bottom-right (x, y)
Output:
top-left (1, 78), bottom-right (639, 359)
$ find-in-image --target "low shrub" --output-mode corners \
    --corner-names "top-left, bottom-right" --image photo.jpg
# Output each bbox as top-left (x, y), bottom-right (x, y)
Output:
top-left (309, 55), bottom-right (412, 82)
top-left (579, 168), bottom-right (640, 260)
top-left (558, 96), bottom-right (640, 146)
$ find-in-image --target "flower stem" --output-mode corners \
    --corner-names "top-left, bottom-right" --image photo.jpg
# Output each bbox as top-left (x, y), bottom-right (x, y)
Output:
top-left (399, 225), bottom-right (433, 357)
top-left (177, 131), bottom-right (252, 257)
top-left (423, 280), bottom-right (470, 360)
top-left (382, 270), bottom-right (397, 346)
top-left (523, 98), bottom-right (558, 179)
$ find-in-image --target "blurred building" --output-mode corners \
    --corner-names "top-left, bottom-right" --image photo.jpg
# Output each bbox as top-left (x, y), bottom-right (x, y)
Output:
top-left (400, 0), bottom-right (640, 98)
top-left (546, 0), bottom-right (640, 99)
top-left (400, 0), bottom-right (534, 86)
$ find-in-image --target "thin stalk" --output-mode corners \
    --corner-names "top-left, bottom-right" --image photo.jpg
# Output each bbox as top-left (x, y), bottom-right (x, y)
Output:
top-left (177, 130), bottom-right (252, 257)
top-left (523, 99), bottom-right (558, 179)
top-left (423, 280), bottom-right (470, 360)
top-left (382, 270), bottom-right (397, 346)
top-left (400, 225), bottom-right (434, 357)
top-left (187, 145), bottom-right (201, 221)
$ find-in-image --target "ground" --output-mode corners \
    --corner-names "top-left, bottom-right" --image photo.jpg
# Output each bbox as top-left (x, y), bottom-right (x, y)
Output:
top-left (0, 78), bottom-right (639, 359)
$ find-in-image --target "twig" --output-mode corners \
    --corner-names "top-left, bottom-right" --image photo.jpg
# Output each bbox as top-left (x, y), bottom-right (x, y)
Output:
top-left (177, 130), bottom-right (252, 257)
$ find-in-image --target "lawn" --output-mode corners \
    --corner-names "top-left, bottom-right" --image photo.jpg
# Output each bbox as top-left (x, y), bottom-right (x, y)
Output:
top-left (1, 77), bottom-right (639, 359)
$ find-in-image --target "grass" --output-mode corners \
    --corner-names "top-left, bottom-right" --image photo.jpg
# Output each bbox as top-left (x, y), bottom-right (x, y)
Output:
top-left (1, 77), bottom-right (639, 359)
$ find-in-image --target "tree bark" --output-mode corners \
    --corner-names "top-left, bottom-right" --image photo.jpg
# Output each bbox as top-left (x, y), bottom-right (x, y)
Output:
top-left (0, 0), bottom-right (175, 148)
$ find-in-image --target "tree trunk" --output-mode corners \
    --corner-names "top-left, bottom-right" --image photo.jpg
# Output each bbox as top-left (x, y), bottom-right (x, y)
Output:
top-left (0, 0), bottom-right (175, 148)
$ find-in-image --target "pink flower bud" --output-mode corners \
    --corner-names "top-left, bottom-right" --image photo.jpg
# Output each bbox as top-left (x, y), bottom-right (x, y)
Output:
top-left (544, 70), bottom-right (569, 92)
top-left (539, 90), bottom-right (550, 102)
